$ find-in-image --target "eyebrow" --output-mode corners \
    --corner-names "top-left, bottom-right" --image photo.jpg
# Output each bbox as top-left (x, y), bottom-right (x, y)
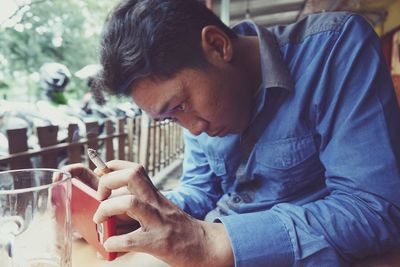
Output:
top-left (153, 94), bottom-right (181, 118)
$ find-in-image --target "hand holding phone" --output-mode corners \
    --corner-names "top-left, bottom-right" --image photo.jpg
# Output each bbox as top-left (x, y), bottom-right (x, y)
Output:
top-left (71, 178), bottom-right (117, 261)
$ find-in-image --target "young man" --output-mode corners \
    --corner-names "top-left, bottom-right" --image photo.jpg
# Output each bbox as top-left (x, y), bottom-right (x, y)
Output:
top-left (66, 0), bottom-right (400, 266)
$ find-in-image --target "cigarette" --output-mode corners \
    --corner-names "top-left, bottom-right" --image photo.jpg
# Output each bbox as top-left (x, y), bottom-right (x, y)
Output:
top-left (87, 148), bottom-right (111, 175)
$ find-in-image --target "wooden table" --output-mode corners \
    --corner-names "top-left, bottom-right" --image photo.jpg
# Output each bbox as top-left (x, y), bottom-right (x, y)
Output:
top-left (73, 237), bottom-right (400, 267)
top-left (72, 238), bottom-right (170, 267)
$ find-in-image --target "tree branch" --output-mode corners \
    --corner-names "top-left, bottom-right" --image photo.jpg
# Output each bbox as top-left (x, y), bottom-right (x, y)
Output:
top-left (1, 0), bottom-right (50, 27)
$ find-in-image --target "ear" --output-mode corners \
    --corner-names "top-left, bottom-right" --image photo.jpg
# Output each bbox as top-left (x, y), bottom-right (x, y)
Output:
top-left (200, 25), bottom-right (233, 64)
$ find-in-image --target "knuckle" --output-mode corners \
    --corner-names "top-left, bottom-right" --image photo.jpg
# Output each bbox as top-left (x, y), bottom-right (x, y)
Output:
top-left (129, 195), bottom-right (139, 208)
top-left (93, 168), bottom-right (101, 175)
top-left (137, 164), bottom-right (146, 173)
top-left (122, 237), bottom-right (136, 249)
top-left (133, 163), bottom-right (145, 173)
top-left (129, 164), bottom-right (146, 178)
top-left (162, 226), bottom-right (176, 251)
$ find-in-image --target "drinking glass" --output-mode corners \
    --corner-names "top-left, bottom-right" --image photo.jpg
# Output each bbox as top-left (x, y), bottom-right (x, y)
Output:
top-left (0, 169), bottom-right (72, 267)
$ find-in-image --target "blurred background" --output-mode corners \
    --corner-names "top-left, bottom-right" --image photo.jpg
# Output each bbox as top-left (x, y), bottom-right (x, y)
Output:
top-left (1, 0), bottom-right (399, 104)
top-left (0, 0), bottom-right (114, 101)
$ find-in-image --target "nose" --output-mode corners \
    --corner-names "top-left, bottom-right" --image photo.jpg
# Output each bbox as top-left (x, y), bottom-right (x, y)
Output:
top-left (180, 116), bottom-right (208, 136)
top-left (189, 120), bottom-right (208, 135)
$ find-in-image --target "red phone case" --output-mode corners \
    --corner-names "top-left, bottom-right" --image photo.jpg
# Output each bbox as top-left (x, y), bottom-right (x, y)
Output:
top-left (71, 178), bottom-right (117, 261)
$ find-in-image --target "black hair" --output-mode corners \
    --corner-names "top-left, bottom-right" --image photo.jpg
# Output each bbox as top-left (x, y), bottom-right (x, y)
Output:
top-left (98, 0), bottom-right (237, 95)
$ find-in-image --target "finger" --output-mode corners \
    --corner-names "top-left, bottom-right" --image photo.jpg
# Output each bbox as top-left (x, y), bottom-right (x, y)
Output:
top-left (109, 186), bottom-right (130, 198)
top-left (96, 252), bottom-right (105, 260)
top-left (97, 165), bottom-right (153, 200)
top-left (72, 230), bottom-right (83, 240)
top-left (62, 163), bottom-right (99, 189)
top-left (93, 194), bottom-right (149, 225)
top-left (104, 160), bottom-right (139, 171)
top-left (103, 231), bottom-right (145, 252)
top-left (93, 160), bottom-right (135, 177)
top-left (52, 171), bottom-right (65, 182)
top-left (93, 167), bottom-right (109, 177)
top-left (97, 169), bottom-right (132, 200)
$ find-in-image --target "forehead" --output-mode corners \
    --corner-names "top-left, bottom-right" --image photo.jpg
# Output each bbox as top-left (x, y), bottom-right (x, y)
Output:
top-left (130, 75), bottom-right (184, 117)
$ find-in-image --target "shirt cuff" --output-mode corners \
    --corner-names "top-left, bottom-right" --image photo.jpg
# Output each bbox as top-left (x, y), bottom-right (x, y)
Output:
top-left (219, 211), bottom-right (294, 267)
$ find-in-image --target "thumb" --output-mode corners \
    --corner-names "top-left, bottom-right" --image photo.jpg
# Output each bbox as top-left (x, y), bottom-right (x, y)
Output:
top-left (103, 230), bottom-right (146, 252)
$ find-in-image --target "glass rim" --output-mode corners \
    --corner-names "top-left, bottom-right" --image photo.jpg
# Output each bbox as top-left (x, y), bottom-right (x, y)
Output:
top-left (0, 168), bottom-right (71, 195)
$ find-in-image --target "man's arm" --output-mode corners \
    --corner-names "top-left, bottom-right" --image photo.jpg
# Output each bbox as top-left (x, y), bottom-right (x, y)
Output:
top-left (164, 129), bottom-right (224, 219)
top-left (220, 15), bottom-right (400, 267)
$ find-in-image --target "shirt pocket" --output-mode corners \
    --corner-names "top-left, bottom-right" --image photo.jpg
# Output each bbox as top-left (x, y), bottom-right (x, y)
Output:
top-left (255, 135), bottom-right (320, 197)
top-left (257, 135), bottom-right (317, 169)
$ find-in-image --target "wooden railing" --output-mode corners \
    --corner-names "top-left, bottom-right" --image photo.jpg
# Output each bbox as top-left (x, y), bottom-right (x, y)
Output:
top-left (0, 115), bottom-right (184, 178)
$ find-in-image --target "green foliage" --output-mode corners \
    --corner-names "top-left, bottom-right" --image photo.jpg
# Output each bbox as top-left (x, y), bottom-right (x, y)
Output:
top-left (0, 0), bottom-right (115, 101)
top-left (0, 80), bottom-right (9, 89)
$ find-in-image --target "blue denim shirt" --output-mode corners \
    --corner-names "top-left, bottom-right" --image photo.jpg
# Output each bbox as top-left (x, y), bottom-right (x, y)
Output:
top-left (165, 12), bottom-right (400, 267)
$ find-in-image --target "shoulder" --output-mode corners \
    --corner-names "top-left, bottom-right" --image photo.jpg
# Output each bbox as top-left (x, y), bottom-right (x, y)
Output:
top-left (269, 12), bottom-right (371, 45)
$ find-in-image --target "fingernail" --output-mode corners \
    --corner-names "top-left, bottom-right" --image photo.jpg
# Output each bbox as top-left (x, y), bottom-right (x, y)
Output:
top-left (96, 252), bottom-right (105, 259)
top-left (92, 213), bottom-right (98, 224)
top-left (96, 191), bottom-right (103, 201)
top-left (103, 241), bottom-right (109, 251)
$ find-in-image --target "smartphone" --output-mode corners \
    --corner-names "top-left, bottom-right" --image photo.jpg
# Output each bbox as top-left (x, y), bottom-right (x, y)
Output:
top-left (71, 178), bottom-right (117, 261)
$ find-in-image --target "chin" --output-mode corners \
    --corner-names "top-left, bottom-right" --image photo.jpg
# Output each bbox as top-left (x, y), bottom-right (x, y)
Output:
top-left (225, 127), bottom-right (241, 136)
top-left (239, 118), bottom-right (253, 133)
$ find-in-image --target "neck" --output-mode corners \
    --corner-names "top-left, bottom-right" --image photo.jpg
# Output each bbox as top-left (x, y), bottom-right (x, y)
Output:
top-left (232, 35), bottom-right (262, 96)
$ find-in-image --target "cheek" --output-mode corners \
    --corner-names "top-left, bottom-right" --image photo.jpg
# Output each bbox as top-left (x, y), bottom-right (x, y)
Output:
top-left (199, 92), bottom-right (225, 118)
top-left (191, 80), bottom-right (242, 125)
top-left (204, 94), bottom-right (238, 124)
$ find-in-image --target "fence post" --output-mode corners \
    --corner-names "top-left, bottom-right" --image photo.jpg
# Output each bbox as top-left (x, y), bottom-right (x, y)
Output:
top-left (148, 120), bottom-right (155, 176)
top-left (118, 117), bottom-right (126, 160)
top-left (139, 114), bottom-right (150, 171)
top-left (155, 121), bottom-right (161, 173)
top-left (67, 124), bottom-right (81, 164)
top-left (37, 125), bottom-right (59, 168)
top-left (152, 120), bottom-right (158, 176)
top-left (104, 119), bottom-right (114, 162)
top-left (165, 121), bottom-right (171, 166)
top-left (7, 128), bottom-right (32, 169)
top-left (160, 122), bottom-right (165, 169)
top-left (134, 116), bottom-right (141, 162)
top-left (178, 125), bottom-right (184, 153)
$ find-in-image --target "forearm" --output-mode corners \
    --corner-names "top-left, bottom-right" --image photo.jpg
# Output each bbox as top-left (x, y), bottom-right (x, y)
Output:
top-left (220, 191), bottom-right (400, 267)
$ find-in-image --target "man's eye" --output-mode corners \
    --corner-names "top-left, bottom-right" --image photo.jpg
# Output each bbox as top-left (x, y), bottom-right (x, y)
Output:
top-left (175, 103), bottom-right (187, 112)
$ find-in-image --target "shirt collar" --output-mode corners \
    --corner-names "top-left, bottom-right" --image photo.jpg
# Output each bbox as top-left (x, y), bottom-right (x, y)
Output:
top-left (233, 20), bottom-right (294, 91)
top-left (232, 20), bottom-right (294, 120)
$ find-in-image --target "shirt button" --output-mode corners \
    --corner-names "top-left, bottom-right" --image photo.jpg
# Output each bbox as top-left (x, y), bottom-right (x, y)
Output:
top-left (232, 195), bottom-right (242, 203)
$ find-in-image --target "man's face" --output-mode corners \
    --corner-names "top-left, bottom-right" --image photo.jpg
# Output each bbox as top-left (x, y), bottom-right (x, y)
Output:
top-left (130, 66), bottom-right (253, 137)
